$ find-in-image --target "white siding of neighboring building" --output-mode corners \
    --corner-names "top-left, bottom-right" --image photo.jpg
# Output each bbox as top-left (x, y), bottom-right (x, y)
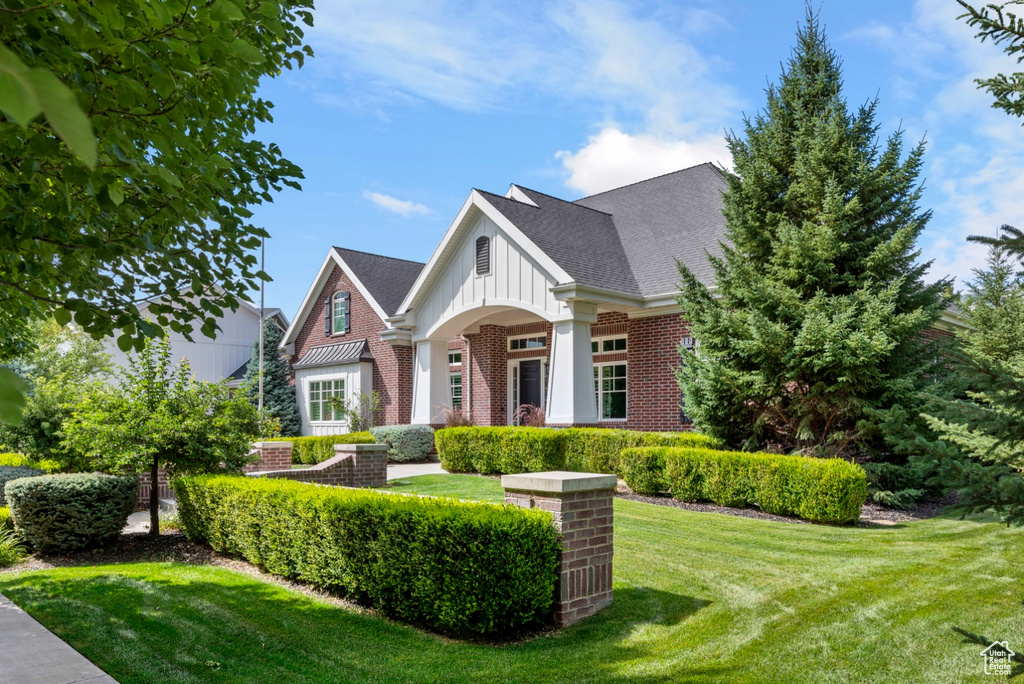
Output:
top-left (414, 214), bottom-right (566, 341)
top-left (104, 303), bottom-right (262, 384)
top-left (294, 361), bottom-right (373, 436)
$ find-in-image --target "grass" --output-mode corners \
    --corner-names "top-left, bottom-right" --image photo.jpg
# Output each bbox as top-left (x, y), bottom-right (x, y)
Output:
top-left (1, 474), bottom-right (1023, 682)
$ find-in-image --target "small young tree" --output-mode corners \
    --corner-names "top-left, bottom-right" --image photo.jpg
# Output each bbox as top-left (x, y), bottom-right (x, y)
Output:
top-left (64, 337), bottom-right (265, 534)
top-left (243, 320), bottom-right (301, 436)
top-left (676, 10), bottom-right (946, 456)
top-left (329, 391), bottom-right (382, 433)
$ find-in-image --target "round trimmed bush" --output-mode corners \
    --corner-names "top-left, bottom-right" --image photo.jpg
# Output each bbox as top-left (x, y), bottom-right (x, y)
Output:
top-left (6, 473), bottom-right (138, 553)
top-left (0, 465), bottom-right (44, 506)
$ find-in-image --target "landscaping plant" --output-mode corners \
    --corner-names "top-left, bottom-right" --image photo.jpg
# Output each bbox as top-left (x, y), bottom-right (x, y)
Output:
top-left (5, 473), bottom-right (137, 553)
top-left (242, 319), bottom-right (302, 437)
top-left (266, 432), bottom-right (376, 465)
top-left (63, 337), bottom-right (266, 534)
top-left (369, 425), bottom-right (434, 462)
top-left (675, 10), bottom-right (946, 457)
top-left (174, 474), bottom-right (560, 637)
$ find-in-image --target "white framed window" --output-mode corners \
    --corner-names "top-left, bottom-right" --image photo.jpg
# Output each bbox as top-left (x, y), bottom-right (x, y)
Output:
top-left (448, 351), bottom-right (462, 365)
top-left (593, 363), bottom-right (627, 420)
top-left (309, 379), bottom-right (345, 422)
top-left (508, 335), bottom-right (546, 351)
top-left (450, 372), bottom-right (462, 409)
top-left (592, 335), bottom-right (627, 354)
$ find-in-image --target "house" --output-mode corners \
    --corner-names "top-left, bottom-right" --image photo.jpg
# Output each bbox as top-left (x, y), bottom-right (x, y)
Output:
top-left (105, 295), bottom-right (289, 388)
top-left (281, 162), bottom-right (964, 435)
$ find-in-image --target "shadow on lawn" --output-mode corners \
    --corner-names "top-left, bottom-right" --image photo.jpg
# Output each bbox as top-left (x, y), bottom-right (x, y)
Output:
top-left (0, 570), bottom-right (721, 683)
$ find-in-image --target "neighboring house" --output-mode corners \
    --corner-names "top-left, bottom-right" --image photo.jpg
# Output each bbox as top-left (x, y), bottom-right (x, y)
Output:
top-left (283, 163), bottom-right (964, 435)
top-left (105, 295), bottom-right (289, 387)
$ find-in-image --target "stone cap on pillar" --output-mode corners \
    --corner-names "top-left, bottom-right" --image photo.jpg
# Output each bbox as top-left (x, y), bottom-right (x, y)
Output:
top-left (253, 441), bottom-right (292, 448)
top-left (501, 471), bottom-right (617, 493)
top-left (334, 443), bottom-right (389, 453)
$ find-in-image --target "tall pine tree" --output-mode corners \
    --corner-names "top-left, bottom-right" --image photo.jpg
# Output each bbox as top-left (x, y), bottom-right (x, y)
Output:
top-left (243, 320), bottom-right (301, 437)
top-left (676, 10), bottom-right (946, 456)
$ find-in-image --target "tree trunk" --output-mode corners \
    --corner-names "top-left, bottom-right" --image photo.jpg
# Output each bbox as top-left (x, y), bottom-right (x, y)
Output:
top-left (149, 456), bottom-right (160, 535)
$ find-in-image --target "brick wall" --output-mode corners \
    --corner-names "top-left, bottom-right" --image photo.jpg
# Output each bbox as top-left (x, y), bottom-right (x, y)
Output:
top-left (291, 263), bottom-right (413, 426)
top-left (249, 444), bottom-right (387, 488)
top-left (625, 313), bottom-right (693, 431)
top-left (465, 324), bottom-right (509, 426)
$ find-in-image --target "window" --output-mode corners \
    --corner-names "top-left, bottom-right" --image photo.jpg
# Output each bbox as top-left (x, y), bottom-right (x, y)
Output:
top-left (448, 351), bottom-right (462, 365)
top-left (592, 336), bottom-right (627, 354)
top-left (509, 335), bottom-right (546, 351)
top-left (475, 236), bottom-right (490, 275)
top-left (593, 363), bottom-right (627, 420)
top-left (331, 291), bottom-right (349, 334)
top-left (450, 372), bottom-right (462, 409)
top-left (309, 379), bottom-right (345, 422)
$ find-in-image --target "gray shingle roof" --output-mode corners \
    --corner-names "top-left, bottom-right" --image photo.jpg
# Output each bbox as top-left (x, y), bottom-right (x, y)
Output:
top-left (332, 247), bottom-right (425, 317)
top-left (480, 163), bottom-right (728, 297)
top-left (293, 339), bottom-right (374, 370)
top-left (227, 359), bottom-right (249, 381)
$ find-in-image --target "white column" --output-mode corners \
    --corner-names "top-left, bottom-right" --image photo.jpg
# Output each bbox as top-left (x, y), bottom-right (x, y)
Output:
top-left (411, 339), bottom-right (451, 424)
top-left (546, 303), bottom-right (598, 425)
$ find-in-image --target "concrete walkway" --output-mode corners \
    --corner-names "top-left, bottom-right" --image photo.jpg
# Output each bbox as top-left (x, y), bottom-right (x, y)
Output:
top-left (387, 459), bottom-right (447, 480)
top-left (0, 593), bottom-right (118, 684)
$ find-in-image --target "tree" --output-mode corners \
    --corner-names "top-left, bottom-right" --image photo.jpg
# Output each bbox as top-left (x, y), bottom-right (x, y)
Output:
top-left (675, 10), bottom-right (947, 457)
top-left (0, 319), bottom-right (111, 469)
top-left (0, 1), bottom-right (314, 420)
top-left (957, 1), bottom-right (1024, 122)
top-left (242, 319), bottom-right (300, 436)
top-left (63, 337), bottom-right (265, 534)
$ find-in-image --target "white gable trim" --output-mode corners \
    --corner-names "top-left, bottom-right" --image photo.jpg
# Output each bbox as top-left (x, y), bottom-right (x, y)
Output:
top-left (395, 190), bottom-right (573, 316)
top-left (280, 250), bottom-right (391, 348)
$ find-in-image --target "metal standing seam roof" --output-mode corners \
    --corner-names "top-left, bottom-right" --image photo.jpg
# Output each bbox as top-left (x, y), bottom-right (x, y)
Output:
top-left (292, 339), bottom-right (374, 370)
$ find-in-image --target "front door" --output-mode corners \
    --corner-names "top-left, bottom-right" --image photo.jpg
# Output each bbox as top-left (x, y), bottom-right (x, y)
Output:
top-left (519, 359), bottom-right (542, 410)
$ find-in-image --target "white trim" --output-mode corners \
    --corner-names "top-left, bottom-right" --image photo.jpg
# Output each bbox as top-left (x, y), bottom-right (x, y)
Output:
top-left (280, 249), bottom-right (392, 348)
top-left (593, 360), bottom-right (628, 421)
top-left (507, 356), bottom-right (549, 424)
top-left (591, 333), bottom-right (627, 354)
top-left (504, 184), bottom-right (539, 207)
top-left (395, 190), bottom-right (573, 316)
top-left (507, 333), bottom-right (547, 352)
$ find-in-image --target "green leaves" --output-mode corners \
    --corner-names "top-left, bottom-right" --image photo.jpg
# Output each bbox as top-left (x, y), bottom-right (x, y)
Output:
top-left (0, 45), bottom-right (96, 168)
top-left (0, 369), bottom-right (27, 425)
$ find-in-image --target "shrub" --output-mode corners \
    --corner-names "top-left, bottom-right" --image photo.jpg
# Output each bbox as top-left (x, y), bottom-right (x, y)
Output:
top-left (0, 506), bottom-right (13, 534)
top-left (6, 473), bottom-right (138, 553)
top-left (0, 452), bottom-right (60, 473)
top-left (0, 465), bottom-right (45, 506)
top-left (620, 450), bottom-right (666, 495)
top-left (441, 405), bottom-right (473, 427)
top-left (369, 425), bottom-right (434, 462)
top-left (265, 433), bottom-right (375, 465)
top-left (435, 427), bottom-right (565, 474)
top-left (0, 528), bottom-right (25, 567)
top-left (435, 426), bottom-right (723, 476)
top-left (625, 446), bottom-right (867, 524)
top-left (563, 429), bottom-right (723, 474)
top-left (174, 475), bottom-right (560, 636)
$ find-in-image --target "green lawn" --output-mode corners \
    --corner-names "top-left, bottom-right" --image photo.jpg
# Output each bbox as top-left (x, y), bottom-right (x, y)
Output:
top-left (1, 474), bottom-right (1022, 682)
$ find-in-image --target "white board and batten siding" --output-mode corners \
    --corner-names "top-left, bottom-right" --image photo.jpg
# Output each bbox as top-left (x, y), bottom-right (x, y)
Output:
top-left (413, 213), bottom-right (566, 340)
top-left (295, 361), bottom-right (373, 436)
top-left (104, 303), bottom-right (262, 384)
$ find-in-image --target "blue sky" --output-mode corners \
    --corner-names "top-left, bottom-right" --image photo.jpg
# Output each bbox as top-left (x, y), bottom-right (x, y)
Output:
top-left (249, 0), bottom-right (1024, 318)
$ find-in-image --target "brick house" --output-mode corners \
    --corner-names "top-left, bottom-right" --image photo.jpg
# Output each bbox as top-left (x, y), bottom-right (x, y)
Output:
top-left (280, 163), bottom-right (963, 435)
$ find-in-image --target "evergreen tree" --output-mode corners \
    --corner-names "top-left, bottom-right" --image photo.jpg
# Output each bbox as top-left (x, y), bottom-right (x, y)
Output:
top-left (676, 10), bottom-right (947, 456)
top-left (243, 320), bottom-right (301, 437)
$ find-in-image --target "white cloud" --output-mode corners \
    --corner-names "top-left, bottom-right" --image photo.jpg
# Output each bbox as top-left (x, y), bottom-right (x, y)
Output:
top-left (363, 191), bottom-right (432, 217)
top-left (556, 128), bottom-right (729, 195)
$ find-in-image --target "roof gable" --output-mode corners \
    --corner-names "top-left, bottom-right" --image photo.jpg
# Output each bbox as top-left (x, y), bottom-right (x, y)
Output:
top-left (332, 247), bottom-right (424, 318)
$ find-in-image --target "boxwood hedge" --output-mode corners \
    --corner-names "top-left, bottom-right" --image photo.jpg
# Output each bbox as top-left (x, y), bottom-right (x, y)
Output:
top-left (621, 446), bottom-right (868, 524)
top-left (435, 426), bottom-right (721, 476)
top-left (265, 433), bottom-right (375, 464)
top-left (174, 474), bottom-right (561, 637)
top-left (5, 473), bottom-right (138, 552)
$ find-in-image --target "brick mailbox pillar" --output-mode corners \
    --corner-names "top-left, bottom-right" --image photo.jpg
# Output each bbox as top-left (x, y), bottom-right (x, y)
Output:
top-left (501, 471), bottom-right (616, 627)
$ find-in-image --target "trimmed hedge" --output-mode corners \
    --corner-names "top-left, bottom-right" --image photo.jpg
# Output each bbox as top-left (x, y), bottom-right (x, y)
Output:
top-left (369, 425), bottom-right (434, 462)
top-left (435, 426), bottom-right (722, 476)
top-left (174, 475), bottom-right (560, 636)
top-left (265, 433), bottom-right (375, 464)
top-left (6, 473), bottom-right (138, 552)
top-left (621, 447), bottom-right (868, 523)
top-left (0, 507), bottom-right (12, 534)
top-left (0, 466), bottom-right (44, 506)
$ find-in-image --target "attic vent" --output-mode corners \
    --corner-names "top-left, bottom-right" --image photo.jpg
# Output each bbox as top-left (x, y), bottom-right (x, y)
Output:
top-left (475, 236), bottom-right (491, 276)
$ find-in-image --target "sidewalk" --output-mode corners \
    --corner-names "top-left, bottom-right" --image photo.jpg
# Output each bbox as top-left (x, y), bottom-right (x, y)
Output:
top-left (387, 459), bottom-right (447, 480)
top-left (0, 593), bottom-right (118, 684)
